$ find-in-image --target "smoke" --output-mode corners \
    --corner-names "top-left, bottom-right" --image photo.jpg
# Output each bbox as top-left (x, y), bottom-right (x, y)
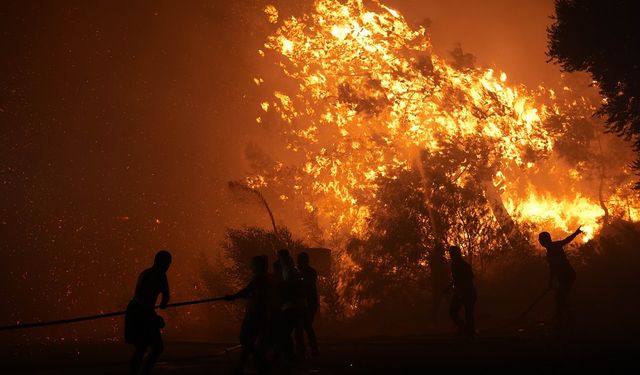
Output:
top-left (387, 0), bottom-right (560, 87)
top-left (1, 0), bottom-right (636, 343)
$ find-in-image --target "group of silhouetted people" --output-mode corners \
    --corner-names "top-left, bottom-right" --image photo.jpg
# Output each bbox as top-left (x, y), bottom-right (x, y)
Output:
top-left (441, 226), bottom-right (583, 338)
top-left (124, 248), bottom-right (319, 375)
top-left (125, 227), bottom-right (582, 374)
top-left (223, 249), bottom-right (319, 374)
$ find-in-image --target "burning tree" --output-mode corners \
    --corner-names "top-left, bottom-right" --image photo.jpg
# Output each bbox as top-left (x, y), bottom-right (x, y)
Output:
top-left (245, 0), bottom-right (638, 315)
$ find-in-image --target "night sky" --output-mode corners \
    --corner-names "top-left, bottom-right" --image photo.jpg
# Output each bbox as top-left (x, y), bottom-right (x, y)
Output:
top-left (1, 0), bottom-right (559, 341)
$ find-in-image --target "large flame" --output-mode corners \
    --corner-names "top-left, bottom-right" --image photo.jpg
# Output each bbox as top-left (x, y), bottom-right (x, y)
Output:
top-left (251, 0), bottom-right (637, 250)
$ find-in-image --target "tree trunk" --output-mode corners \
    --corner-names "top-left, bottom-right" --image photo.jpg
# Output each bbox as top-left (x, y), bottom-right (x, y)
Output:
top-left (596, 136), bottom-right (610, 225)
top-left (481, 180), bottom-right (535, 253)
top-left (416, 152), bottom-right (446, 245)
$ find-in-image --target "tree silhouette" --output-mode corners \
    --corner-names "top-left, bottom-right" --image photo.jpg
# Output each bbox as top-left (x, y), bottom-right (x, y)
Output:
top-left (547, 0), bottom-right (640, 185)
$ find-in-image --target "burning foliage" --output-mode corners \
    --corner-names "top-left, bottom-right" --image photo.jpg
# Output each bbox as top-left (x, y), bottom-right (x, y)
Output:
top-left (244, 0), bottom-right (639, 316)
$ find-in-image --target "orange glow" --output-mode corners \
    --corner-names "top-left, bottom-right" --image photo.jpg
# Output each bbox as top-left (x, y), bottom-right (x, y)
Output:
top-left (504, 193), bottom-right (603, 242)
top-left (253, 0), bottom-right (638, 279)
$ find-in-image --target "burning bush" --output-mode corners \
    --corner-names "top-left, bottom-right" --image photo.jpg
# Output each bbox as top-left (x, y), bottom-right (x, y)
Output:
top-left (240, 0), bottom-right (639, 317)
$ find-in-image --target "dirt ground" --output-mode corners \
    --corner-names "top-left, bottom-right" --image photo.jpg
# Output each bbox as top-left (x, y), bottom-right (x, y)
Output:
top-left (2, 329), bottom-right (639, 374)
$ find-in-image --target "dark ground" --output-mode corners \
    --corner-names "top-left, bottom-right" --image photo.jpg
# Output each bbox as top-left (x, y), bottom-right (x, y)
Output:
top-left (2, 329), bottom-right (639, 374)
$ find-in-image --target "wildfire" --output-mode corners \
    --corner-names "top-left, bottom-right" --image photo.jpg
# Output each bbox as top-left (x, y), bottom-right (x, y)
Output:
top-left (252, 0), bottom-right (637, 255)
top-left (504, 193), bottom-right (603, 242)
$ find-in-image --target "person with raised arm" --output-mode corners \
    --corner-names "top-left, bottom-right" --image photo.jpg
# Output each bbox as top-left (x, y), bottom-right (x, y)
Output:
top-left (538, 226), bottom-right (583, 332)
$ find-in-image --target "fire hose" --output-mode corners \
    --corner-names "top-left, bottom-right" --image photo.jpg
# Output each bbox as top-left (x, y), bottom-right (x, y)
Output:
top-left (513, 288), bottom-right (551, 323)
top-left (0, 296), bottom-right (226, 331)
top-left (0, 288), bottom-right (553, 332)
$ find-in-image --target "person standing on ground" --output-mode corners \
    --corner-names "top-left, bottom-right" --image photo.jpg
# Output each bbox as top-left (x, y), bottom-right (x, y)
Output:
top-left (225, 255), bottom-right (271, 374)
top-left (275, 249), bottom-right (306, 363)
top-left (125, 250), bottom-right (172, 375)
top-left (538, 227), bottom-right (582, 332)
top-left (447, 245), bottom-right (476, 338)
top-left (295, 251), bottom-right (319, 357)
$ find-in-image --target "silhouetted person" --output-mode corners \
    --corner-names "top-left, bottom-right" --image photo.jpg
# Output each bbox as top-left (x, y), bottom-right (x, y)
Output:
top-left (428, 242), bottom-right (450, 320)
top-left (539, 227), bottom-right (582, 332)
top-left (447, 245), bottom-right (476, 338)
top-left (295, 251), bottom-right (319, 357)
top-left (125, 250), bottom-right (171, 375)
top-left (266, 258), bottom-right (283, 352)
top-left (274, 249), bottom-right (306, 363)
top-left (225, 255), bottom-right (271, 374)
